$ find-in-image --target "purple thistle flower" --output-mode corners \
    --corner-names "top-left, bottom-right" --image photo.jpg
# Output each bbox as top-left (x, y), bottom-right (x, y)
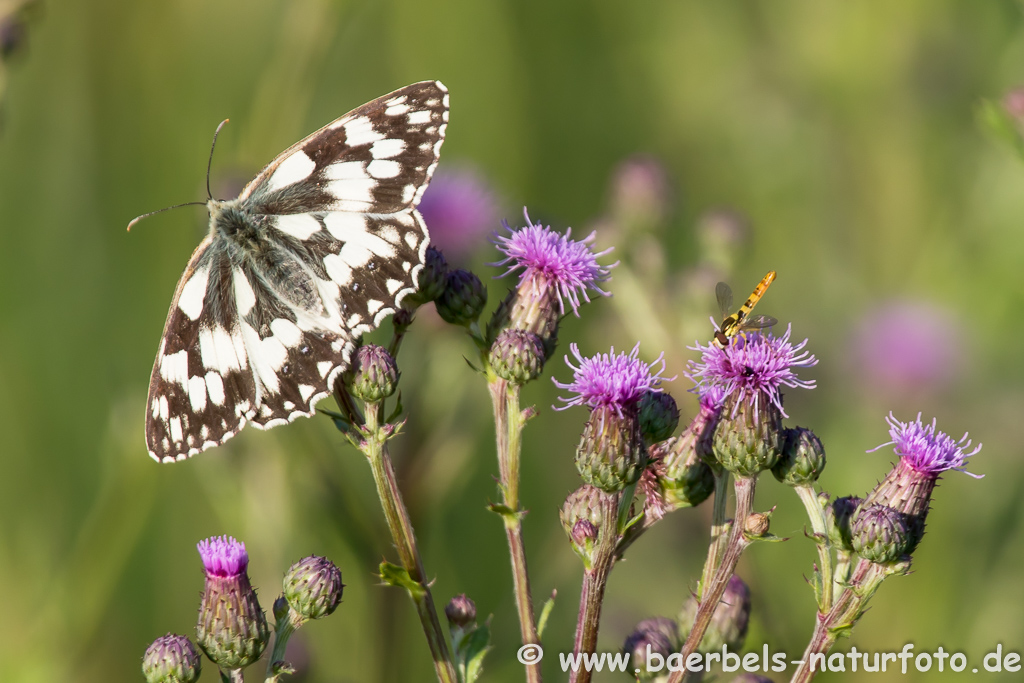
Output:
top-left (492, 208), bottom-right (615, 316)
top-left (867, 412), bottom-right (982, 478)
top-left (554, 343), bottom-right (669, 415)
top-left (418, 167), bottom-right (500, 260)
top-left (687, 325), bottom-right (817, 418)
top-left (197, 535), bottom-right (249, 578)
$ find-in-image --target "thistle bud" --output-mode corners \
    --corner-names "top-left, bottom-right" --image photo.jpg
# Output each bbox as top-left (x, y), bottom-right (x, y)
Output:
top-left (435, 269), bottom-right (487, 326)
top-left (730, 675), bottom-right (775, 683)
top-left (638, 390), bottom-right (680, 444)
top-left (825, 495), bottom-right (862, 552)
top-left (560, 485), bottom-right (607, 565)
top-left (575, 404), bottom-right (646, 492)
top-left (712, 394), bottom-right (783, 478)
top-left (773, 426), bottom-right (826, 487)
top-left (488, 328), bottom-right (545, 384)
top-left (645, 436), bottom-right (714, 513)
top-left (623, 617), bottom-right (680, 680)
top-left (444, 594), bottom-right (477, 628)
top-left (142, 634), bottom-right (202, 683)
top-left (679, 575), bottom-right (751, 653)
top-left (851, 503), bottom-right (912, 564)
top-left (405, 246), bottom-right (449, 307)
top-left (283, 555), bottom-right (344, 621)
top-left (195, 536), bottom-right (269, 671)
top-left (744, 512), bottom-right (771, 538)
top-left (348, 345), bottom-right (398, 403)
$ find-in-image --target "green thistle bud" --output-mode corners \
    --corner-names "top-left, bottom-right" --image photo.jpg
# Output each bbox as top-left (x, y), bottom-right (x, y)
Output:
top-left (712, 394), bottom-right (783, 478)
top-left (623, 617), bottom-right (680, 680)
top-left (772, 426), bottom-right (826, 487)
top-left (142, 634), bottom-right (202, 683)
top-left (647, 436), bottom-right (714, 512)
top-left (348, 345), bottom-right (398, 403)
top-left (195, 537), bottom-right (269, 671)
top-left (560, 485), bottom-right (607, 565)
top-left (283, 555), bottom-right (344, 621)
top-left (444, 594), bottom-right (477, 628)
top-left (575, 404), bottom-right (646, 492)
top-left (679, 575), bottom-right (751, 653)
top-left (435, 269), bottom-right (487, 326)
top-left (851, 503), bottom-right (912, 564)
top-left (488, 329), bottom-right (545, 384)
top-left (638, 390), bottom-right (680, 444)
top-left (825, 495), bottom-right (862, 552)
top-left (404, 246), bottom-right (449, 307)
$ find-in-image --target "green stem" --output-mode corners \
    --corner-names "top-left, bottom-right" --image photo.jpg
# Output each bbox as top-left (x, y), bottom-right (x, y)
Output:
top-left (789, 559), bottom-right (888, 683)
top-left (668, 476), bottom-right (757, 683)
top-left (794, 486), bottom-right (834, 612)
top-left (568, 490), bottom-right (620, 683)
top-left (363, 402), bottom-right (457, 683)
top-left (698, 471), bottom-right (731, 598)
top-left (264, 610), bottom-right (302, 683)
top-left (488, 378), bottom-right (542, 683)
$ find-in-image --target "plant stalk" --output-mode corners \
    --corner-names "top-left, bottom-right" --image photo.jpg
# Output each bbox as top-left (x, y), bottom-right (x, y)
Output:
top-left (698, 471), bottom-right (731, 598)
top-left (568, 490), bottom-right (620, 683)
top-left (488, 378), bottom-right (542, 683)
top-left (794, 485), bottom-right (834, 612)
top-left (667, 475), bottom-right (757, 683)
top-left (363, 402), bottom-right (457, 683)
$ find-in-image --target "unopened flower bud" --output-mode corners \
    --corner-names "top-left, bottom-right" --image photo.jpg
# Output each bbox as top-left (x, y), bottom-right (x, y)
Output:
top-left (444, 594), bottom-right (477, 628)
top-left (489, 329), bottom-right (545, 384)
top-left (348, 345), bottom-right (398, 403)
top-left (195, 536), bottom-right (269, 671)
top-left (638, 390), bottom-right (679, 444)
top-left (825, 495), bottom-right (862, 552)
top-left (284, 556), bottom-right (344, 621)
top-left (273, 596), bottom-right (290, 623)
top-left (142, 634), bottom-right (202, 683)
top-left (773, 426), bottom-right (826, 487)
top-left (646, 436), bottom-right (714, 513)
top-left (712, 394), bottom-right (783, 478)
top-left (405, 246), bottom-right (449, 307)
top-left (575, 404), bottom-right (646, 492)
top-left (744, 512), bottom-right (771, 537)
top-left (435, 269), bottom-right (487, 326)
top-left (623, 617), bottom-right (679, 680)
top-left (560, 485), bottom-right (608, 565)
top-left (851, 503), bottom-right (912, 564)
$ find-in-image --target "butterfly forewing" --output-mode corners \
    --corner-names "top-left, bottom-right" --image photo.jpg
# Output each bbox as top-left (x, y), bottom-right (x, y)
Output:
top-left (145, 81), bottom-right (448, 462)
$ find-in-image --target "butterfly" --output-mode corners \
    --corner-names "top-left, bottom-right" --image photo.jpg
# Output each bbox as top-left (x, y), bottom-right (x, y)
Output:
top-left (143, 81), bottom-right (448, 462)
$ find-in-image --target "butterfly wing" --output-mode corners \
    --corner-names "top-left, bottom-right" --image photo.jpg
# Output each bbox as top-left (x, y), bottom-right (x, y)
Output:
top-left (145, 81), bottom-right (448, 462)
top-left (146, 243), bottom-right (260, 461)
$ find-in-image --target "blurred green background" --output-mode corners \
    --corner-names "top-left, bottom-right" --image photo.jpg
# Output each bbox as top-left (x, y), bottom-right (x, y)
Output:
top-left (1, 0), bottom-right (1022, 681)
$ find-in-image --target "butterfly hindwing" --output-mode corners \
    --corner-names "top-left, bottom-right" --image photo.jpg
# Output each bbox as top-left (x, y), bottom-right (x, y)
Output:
top-left (144, 81), bottom-right (447, 462)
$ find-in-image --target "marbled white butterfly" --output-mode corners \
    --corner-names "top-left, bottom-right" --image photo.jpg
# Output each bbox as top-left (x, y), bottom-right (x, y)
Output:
top-left (143, 81), bottom-right (448, 462)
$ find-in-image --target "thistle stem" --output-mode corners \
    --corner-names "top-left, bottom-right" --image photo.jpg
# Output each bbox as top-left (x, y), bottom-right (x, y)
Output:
top-left (264, 612), bottom-right (299, 683)
top-left (569, 490), bottom-right (620, 683)
top-left (794, 486), bottom-right (834, 612)
top-left (667, 476), bottom-right (757, 683)
top-left (488, 378), bottom-right (542, 683)
top-left (789, 559), bottom-right (887, 683)
top-left (362, 402), bottom-right (457, 683)
top-left (698, 471), bottom-right (731, 598)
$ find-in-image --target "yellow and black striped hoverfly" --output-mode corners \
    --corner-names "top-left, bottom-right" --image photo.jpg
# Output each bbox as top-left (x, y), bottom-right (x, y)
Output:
top-left (712, 271), bottom-right (778, 348)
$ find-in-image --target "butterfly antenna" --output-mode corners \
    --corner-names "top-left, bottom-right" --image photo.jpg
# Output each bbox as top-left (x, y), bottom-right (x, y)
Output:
top-left (207, 119), bottom-right (230, 200)
top-left (126, 201), bottom-right (207, 231)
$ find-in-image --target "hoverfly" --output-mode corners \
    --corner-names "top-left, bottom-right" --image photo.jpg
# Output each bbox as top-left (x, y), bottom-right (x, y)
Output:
top-left (712, 271), bottom-right (778, 348)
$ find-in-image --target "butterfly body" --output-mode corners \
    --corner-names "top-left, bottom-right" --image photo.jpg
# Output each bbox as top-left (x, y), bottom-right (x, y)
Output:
top-left (145, 81), bottom-right (448, 462)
